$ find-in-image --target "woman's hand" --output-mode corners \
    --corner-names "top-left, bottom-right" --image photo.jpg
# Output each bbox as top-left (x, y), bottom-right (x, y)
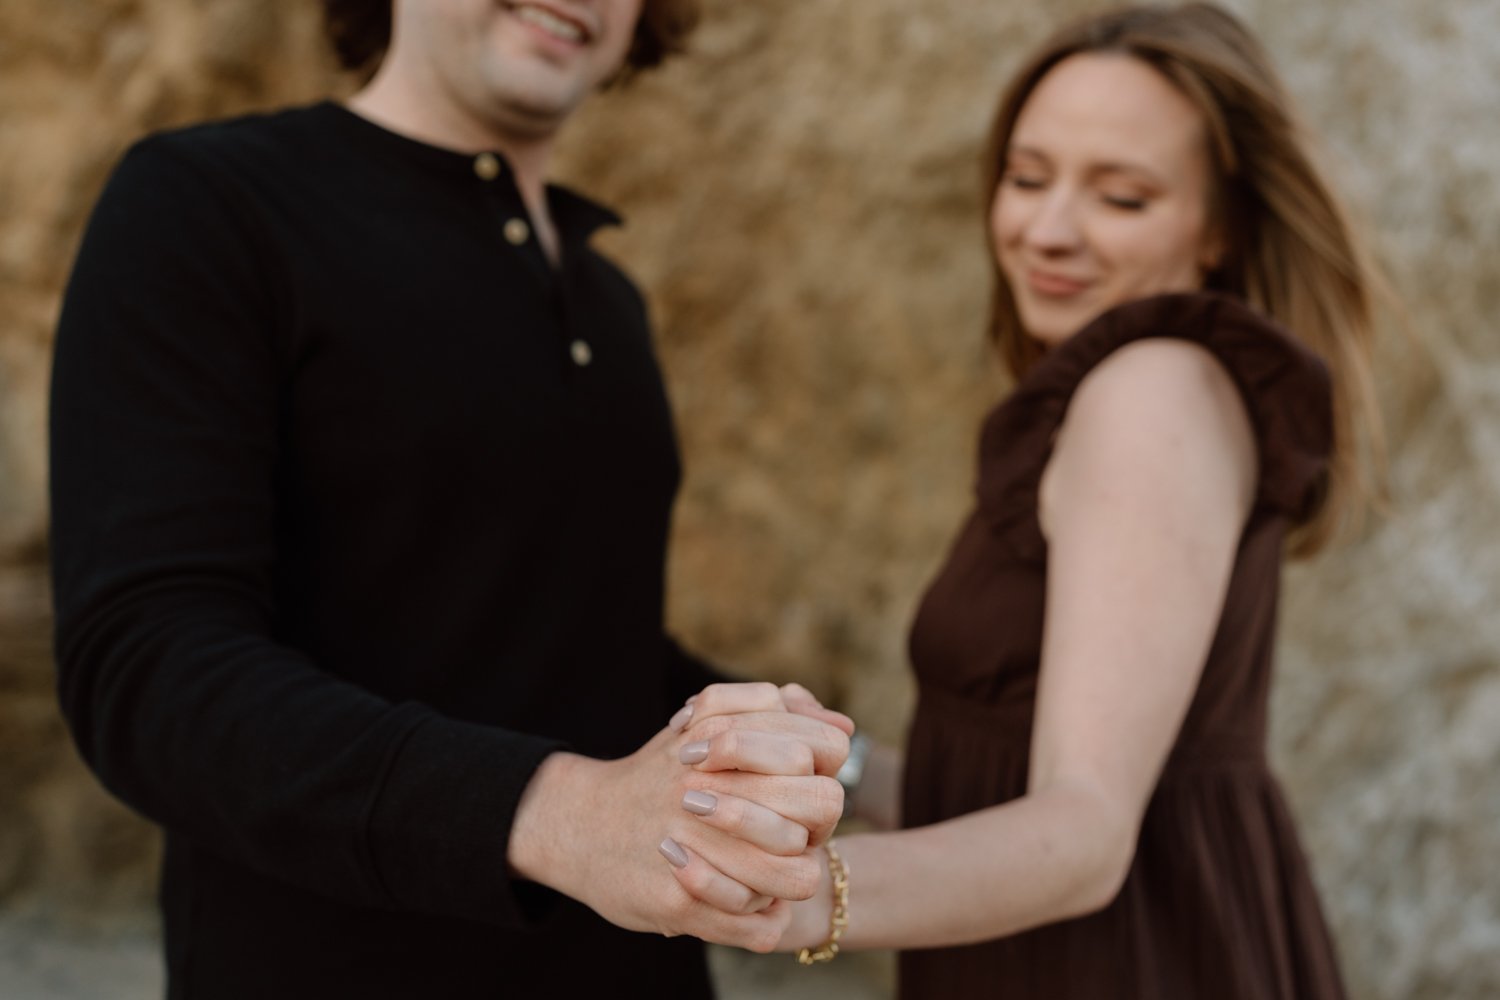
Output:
top-left (506, 682), bottom-right (851, 951)
top-left (647, 682), bottom-right (854, 928)
top-left (672, 681), bottom-right (856, 747)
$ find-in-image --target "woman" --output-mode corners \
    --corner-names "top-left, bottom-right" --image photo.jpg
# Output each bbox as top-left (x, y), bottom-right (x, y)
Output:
top-left (672, 4), bottom-right (1387, 995)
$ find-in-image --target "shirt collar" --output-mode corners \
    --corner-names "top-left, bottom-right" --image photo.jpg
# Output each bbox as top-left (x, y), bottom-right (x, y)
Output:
top-left (313, 100), bottom-right (624, 241)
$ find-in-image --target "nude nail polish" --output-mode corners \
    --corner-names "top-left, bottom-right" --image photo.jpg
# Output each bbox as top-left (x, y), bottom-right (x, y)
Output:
top-left (682, 790), bottom-right (717, 816)
top-left (668, 704), bottom-right (694, 732)
top-left (678, 740), bottom-right (709, 764)
top-left (658, 837), bottom-right (689, 869)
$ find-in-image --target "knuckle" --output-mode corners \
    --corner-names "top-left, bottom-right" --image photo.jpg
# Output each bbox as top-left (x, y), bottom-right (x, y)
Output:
top-left (749, 681), bottom-right (780, 703)
top-left (721, 798), bottom-right (750, 835)
top-left (785, 856), bottom-right (821, 900)
top-left (812, 728), bottom-right (850, 776)
top-left (694, 714), bottom-right (731, 740)
top-left (746, 926), bottom-right (781, 954)
top-left (795, 743), bottom-right (815, 774)
top-left (717, 728), bottom-right (745, 761)
top-left (682, 773), bottom-right (715, 799)
top-left (813, 775), bottom-right (844, 820)
top-left (766, 817), bottom-right (810, 856)
top-left (683, 867), bottom-right (719, 900)
top-left (702, 681), bottom-right (780, 711)
top-left (731, 889), bottom-right (762, 916)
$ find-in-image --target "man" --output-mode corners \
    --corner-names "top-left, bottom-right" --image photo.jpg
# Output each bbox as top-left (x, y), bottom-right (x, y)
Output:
top-left (50, 1), bottom-right (847, 996)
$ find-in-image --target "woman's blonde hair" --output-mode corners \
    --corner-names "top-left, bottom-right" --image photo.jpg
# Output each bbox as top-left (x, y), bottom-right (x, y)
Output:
top-left (985, 2), bottom-right (1388, 554)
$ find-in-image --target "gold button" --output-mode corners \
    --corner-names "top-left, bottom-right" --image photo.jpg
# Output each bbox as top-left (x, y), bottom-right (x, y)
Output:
top-left (570, 340), bottom-right (593, 367)
top-left (473, 152), bottom-right (500, 180)
top-left (504, 218), bottom-right (530, 245)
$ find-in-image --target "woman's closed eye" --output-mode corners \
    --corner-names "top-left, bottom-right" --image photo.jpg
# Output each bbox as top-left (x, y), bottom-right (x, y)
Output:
top-left (1100, 192), bottom-right (1150, 211)
top-left (1003, 170), bottom-right (1049, 192)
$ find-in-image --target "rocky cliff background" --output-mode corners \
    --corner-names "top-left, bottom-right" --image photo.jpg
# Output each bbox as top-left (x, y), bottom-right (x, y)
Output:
top-left (1, 1), bottom-right (1496, 997)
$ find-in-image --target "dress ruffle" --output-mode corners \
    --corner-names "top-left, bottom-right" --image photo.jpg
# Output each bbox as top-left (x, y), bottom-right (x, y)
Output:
top-left (975, 292), bottom-right (1333, 560)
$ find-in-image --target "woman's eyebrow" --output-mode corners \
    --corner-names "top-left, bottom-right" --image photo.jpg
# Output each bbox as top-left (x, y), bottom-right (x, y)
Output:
top-left (1086, 160), bottom-right (1168, 186)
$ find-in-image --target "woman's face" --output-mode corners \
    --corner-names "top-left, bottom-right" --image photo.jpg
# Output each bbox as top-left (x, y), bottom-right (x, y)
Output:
top-left (992, 53), bottom-right (1223, 348)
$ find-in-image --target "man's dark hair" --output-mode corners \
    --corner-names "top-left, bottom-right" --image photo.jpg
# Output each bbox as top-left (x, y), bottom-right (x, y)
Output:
top-left (321, 1), bottom-right (702, 78)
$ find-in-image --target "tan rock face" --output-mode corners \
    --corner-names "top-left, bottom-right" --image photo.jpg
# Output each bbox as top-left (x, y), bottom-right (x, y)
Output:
top-left (0, 0), bottom-right (339, 918)
top-left (1, 1), bottom-right (1496, 997)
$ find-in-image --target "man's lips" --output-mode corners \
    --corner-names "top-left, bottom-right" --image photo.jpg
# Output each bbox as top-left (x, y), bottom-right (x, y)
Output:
top-left (504, 2), bottom-right (594, 45)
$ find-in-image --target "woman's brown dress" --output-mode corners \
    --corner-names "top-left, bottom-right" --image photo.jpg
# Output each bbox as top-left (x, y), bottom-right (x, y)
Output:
top-left (900, 292), bottom-right (1348, 999)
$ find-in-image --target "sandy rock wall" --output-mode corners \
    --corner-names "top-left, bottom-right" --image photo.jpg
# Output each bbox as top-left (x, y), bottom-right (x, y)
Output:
top-left (0, 0), bottom-right (339, 921)
top-left (1, 1), bottom-right (1496, 997)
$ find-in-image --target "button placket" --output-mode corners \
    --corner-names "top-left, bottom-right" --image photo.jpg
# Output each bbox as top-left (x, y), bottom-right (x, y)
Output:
top-left (472, 152), bottom-right (500, 181)
top-left (474, 150), bottom-right (587, 368)
top-left (503, 217), bottom-right (531, 246)
top-left (552, 268), bottom-right (594, 371)
top-left (473, 153), bottom-right (535, 251)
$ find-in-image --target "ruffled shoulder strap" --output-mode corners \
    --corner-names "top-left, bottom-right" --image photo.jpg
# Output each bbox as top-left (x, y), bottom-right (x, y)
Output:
top-left (975, 291), bottom-right (1333, 556)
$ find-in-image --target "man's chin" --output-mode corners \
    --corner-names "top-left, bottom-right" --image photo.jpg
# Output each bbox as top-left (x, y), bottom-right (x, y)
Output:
top-left (478, 72), bottom-right (593, 135)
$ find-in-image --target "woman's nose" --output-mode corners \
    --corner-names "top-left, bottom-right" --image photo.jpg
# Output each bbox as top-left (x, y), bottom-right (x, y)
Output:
top-left (1024, 189), bottom-right (1084, 253)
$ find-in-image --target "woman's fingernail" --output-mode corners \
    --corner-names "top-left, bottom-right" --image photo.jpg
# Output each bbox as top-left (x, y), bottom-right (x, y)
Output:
top-left (658, 837), bottom-right (689, 869)
top-left (686, 694), bottom-right (698, 705)
top-left (682, 790), bottom-right (717, 816)
top-left (669, 704), bottom-right (694, 732)
top-left (679, 740), bottom-right (710, 764)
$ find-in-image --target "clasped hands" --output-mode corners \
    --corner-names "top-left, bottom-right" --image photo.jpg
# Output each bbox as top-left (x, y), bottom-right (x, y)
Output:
top-left (508, 682), bottom-right (850, 953)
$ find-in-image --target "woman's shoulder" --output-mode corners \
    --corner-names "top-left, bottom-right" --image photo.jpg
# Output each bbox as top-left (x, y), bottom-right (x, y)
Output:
top-left (979, 292), bottom-right (1333, 528)
top-left (1072, 292), bottom-right (1332, 520)
top-left (1063, 333), bottom-right (1253, 453)
top-left (1050, 334), bottom-right (1259, 520)
top-left (1037, 292), bottom-right (1326, 402)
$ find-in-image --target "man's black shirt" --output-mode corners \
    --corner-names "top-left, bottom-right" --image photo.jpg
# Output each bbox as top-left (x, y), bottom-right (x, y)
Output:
top-left (51, 102), bottom-right (717, 997)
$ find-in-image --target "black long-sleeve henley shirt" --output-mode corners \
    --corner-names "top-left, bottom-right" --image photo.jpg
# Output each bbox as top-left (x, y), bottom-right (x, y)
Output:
top-left (50, 101), bottom-right (720, 998)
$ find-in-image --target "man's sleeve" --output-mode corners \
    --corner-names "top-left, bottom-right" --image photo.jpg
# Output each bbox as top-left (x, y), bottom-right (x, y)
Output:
top-left (49, 136), bottom-right (563, 926)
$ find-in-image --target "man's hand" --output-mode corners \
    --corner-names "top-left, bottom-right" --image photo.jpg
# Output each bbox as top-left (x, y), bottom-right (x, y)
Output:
top-left (506, 682), bottom-right (850, 952)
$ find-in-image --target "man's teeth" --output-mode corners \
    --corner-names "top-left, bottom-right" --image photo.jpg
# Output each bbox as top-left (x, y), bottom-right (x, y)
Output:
top-left (514, 6), bottom-right (585, 42)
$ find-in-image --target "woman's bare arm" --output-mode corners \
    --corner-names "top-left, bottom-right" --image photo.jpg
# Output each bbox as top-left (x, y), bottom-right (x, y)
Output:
top-left (771, 338), bottom-right (1259, 951)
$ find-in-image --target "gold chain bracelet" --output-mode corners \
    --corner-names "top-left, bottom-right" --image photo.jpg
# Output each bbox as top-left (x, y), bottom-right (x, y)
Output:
top-left (796, 839), bottom-right (849, 965)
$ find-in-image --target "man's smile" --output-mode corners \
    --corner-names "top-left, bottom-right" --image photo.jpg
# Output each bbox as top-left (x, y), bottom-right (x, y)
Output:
top-left (504, 2), bottom-right (594, 46)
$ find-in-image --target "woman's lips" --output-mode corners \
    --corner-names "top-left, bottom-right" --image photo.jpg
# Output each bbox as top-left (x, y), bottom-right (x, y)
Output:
top-left (1026, 270), bottom-right (1092, 297)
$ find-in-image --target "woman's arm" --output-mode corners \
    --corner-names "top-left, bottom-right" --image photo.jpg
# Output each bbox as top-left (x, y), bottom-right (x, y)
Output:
top-left (774, 338), bottom-right (1259, 951)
